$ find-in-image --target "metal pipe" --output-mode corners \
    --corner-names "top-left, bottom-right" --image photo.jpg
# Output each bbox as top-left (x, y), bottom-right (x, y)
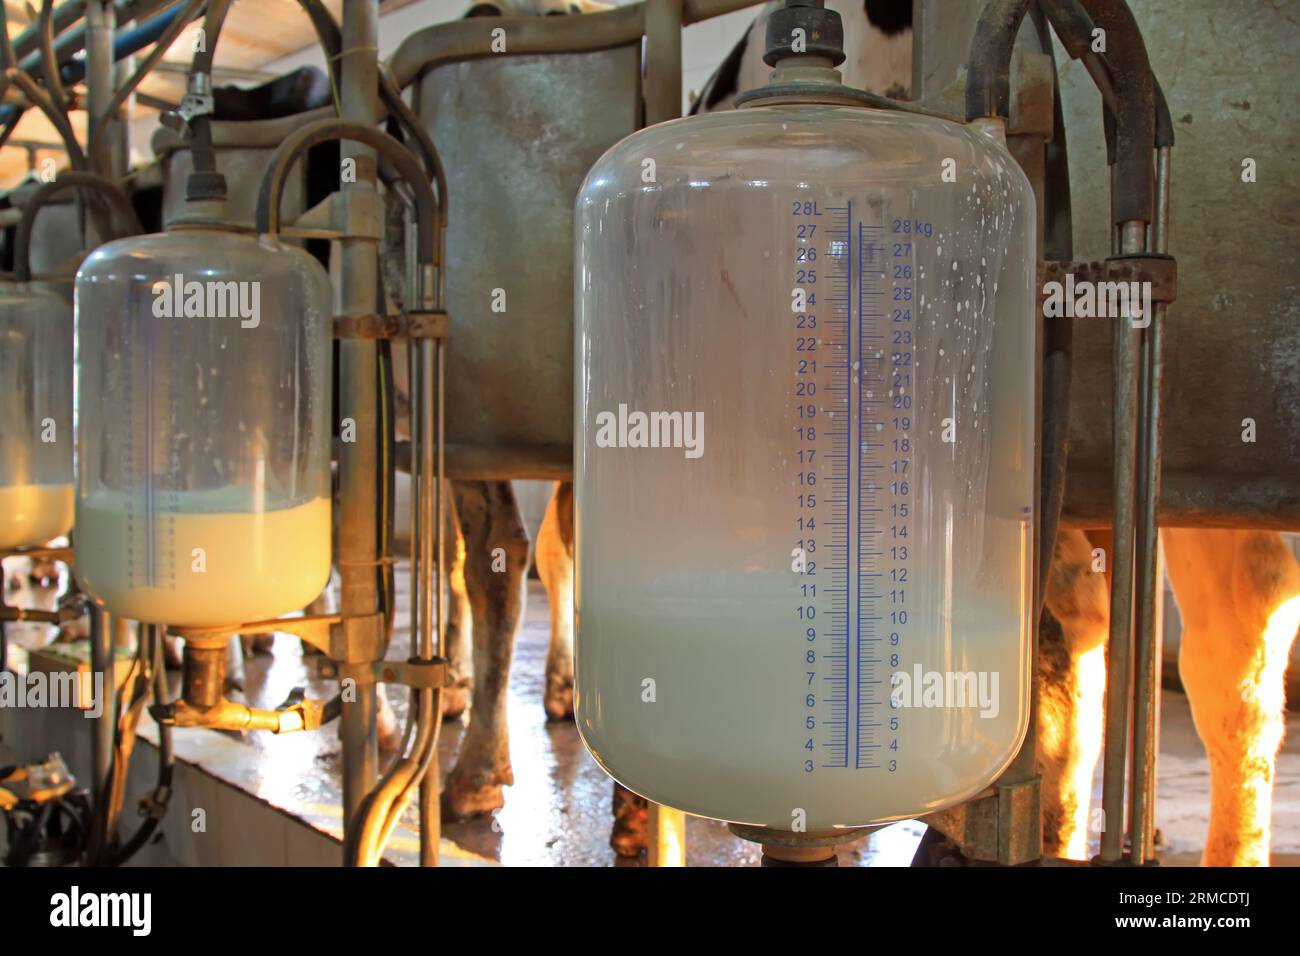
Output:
top-left (10, 0), bottom-right (175, 66)
top-left (644, 0), bottom-right (683, 124)
top-left (389, 3), bottom-right (646, 88)
top-left (1128, 145), bottom-right (1171, 863)
top-left (3, 68), bottom-right (86, 168)
top-left (38, 0), bottom-right (71, 115)
top-left (88, 606), bottom-right (115, 838)
top-left (1099, 218), bottom-right (1145, 863)
top-left (387, 0), bottom-right (759, 90)
top-left (99, 0), bottom-right (205, 121)
top-left (963, 0), bottom-right (1032, 121)
top-left (255, 108), bottom-right (445, 852)
top-left (682, 0), bottom-right (760, 22)
top-left (13, 171), bottom-right (143, 282)
top-left (256, 121), bottom-right (437, 264)
top-left (337, 0), bottom-right (383, 845)
top-left (85, 0), bottom-right (121, 176)
top-left (420, 333), bottom-right (446, 866)
top-left (1079, 0), bottom-right (1155, 225)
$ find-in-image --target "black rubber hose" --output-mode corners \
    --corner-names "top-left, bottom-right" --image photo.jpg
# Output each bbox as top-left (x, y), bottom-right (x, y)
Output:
top-left (13, 171), bottom-right (143, 282)
top-left (108, 627), bottom-right (174, 866)
top-left (964, 0), bottom-right (1033, 121)
top-left (186, 0), bottom-right (234, 184)
top-left (189, 0), bottom-right (231, 82)
top-left (1078, 0), bottom-right (1154, 225)
top-left (1153, 75), bottom-right (1173, 148)
top-left (1036, 33), bottom-right (1076, 629)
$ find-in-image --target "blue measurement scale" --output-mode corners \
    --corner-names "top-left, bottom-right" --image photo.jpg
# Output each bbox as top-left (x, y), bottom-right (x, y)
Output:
top-left (791, 196), bottom-right (930, 775)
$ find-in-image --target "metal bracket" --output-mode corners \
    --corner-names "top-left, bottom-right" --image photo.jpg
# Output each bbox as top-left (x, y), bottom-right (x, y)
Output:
top-left (922, 774), bottom-right (1042, 865)
top-left (1039, 256), bottom-right (1178, 307)
top-left (315, 655), bottom-right (451, 690)
top-left (334, 311), bottom-right (449, 340)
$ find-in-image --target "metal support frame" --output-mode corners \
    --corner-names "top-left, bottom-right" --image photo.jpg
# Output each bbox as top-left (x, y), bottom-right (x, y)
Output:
top-left (335, 0), bottom-right (385, 840)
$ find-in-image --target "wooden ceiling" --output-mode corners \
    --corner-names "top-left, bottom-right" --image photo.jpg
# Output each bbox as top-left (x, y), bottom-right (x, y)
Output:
top-left (0, 0), bottom-right (419, 188)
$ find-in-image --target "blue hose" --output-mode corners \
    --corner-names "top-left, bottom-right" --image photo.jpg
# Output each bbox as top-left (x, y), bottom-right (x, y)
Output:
top-left (1, 4), bottom-right (196, 127)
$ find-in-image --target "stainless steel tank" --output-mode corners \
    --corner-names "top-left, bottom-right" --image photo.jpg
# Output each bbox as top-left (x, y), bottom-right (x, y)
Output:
top-left (414, 49), bottom-right (640, 479)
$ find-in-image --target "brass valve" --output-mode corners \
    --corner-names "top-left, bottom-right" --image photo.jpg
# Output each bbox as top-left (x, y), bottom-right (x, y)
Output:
top-left (150, 633), bottom-right (326, 735)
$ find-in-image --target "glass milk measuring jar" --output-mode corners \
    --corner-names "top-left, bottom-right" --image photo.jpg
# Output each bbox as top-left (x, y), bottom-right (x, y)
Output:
top-left (0, 281), bottom-right (74, 549)
top-left (574, 97), bottom-right (1037, 829)
top-left (74, 224), bottom-right (333, 627)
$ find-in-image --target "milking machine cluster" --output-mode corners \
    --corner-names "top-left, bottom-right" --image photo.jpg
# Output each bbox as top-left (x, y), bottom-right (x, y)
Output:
top-left (0, 0), bottom-right (1174, 868)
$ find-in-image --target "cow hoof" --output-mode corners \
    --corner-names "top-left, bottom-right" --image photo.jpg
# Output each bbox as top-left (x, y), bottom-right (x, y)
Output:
top-left (441, 771), bottom-right (510, 821)
top-left (543, 675), bottom-right (574, 721)
top-left (611, 786), bottom-right (649, 858)
top-left (442, 683), bottom-right (471, 721)
top-left (610, 810), bottom-right (648, 858)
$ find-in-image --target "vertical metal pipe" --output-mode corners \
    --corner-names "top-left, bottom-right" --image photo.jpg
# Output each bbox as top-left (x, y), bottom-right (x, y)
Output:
top-left (1099, 218), bottom-right (1145, 863)
top-left (89, 606), bottom-right (115, 817)
top-left (648, 804), bottom-right (688, 866)
top-left (417, 334), bottom-right (439, 867)
top-left (337, 0), bottom-right (383, 840)
top-left (643, 0), bottom-right (683, 124)
top-left (1128, 147), bottom-right (1171, 863)
top-left (84, 0), bottom-right (117, 176)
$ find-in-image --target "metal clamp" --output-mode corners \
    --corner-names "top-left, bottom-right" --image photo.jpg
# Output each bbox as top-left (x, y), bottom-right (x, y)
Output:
top-left (334, 311), bottom-right (449, 340)
top-left (315, 656), bottom-right (451, 690)
top-left (138, 785), bottom-right (173, 821)
top-left (1038, 256), bottom-right (1178, 306)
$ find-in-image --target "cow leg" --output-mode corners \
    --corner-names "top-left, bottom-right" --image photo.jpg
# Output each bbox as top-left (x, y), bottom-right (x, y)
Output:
top-left (443, 487), bottom-right (474, 720)
top-left (1164, 528), bottom-right (1300, 866)
top-left (1037, 529), bottom-right (1110, 860)
top-left (536, 481), bottom-right (575, 720)
top-left (442, 479), bottom-right (530, 819)
top-left (611, 784), bottom-right (649, 858)
top-left (533, 479), bottom-right (646, 851)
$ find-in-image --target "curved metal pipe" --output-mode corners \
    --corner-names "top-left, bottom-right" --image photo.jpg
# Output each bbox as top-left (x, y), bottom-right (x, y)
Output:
top-left (13, 170), bottom-right (142, 282)
top-left (255, 119), bottom-right (439, 269)
top-left (3, 68), bottom-right (86, 169)
top-left (1078, 0), bottom-right (1154, 225)
top-left (964, 0), bottom-right (1032, 121)
top-left (38, 0), bottom-right (71, 116)
top-left (389, 2), bottom-right (649, 88)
